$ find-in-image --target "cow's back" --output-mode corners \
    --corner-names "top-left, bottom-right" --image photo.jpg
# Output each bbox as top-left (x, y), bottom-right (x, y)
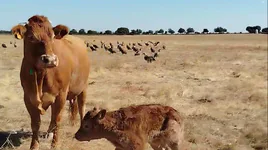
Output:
top-left (52, 35), bottom-right (90, 97)
top-left (114, 104), bottom-right (177, 133)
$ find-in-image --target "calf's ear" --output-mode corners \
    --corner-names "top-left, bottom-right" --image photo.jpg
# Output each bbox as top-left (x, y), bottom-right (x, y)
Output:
top-left (84, 111), bottom-right (92, 120)
top-left (11, 25), bottom-right (26, 40)
top-left (96, 109), bottom-right (106, 120)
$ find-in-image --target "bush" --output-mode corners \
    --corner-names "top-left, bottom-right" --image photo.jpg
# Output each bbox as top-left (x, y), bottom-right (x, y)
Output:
top-left (69, 29), bottom-right (78, 35)
top-left (78, 29), bottom-right (86, 35)
top-left (186, 28), bottom-right (195, 34)
top-left (214, 27), bottom-right (227, 34)
top-left (261, 27), bottom-right (268, 34)
top-left (104, 30), bottom-right (113, 35)
top-left (158, 29), bottom-right (164, 34)
top-left (168, 28), bottom-right (175, 34)
top-left (202, 28), bottom-right (209, 34)
top-left (115, 27), bottom-right (129, 35)
top-left (246, 26), bottom-right (261, 33)
top-left (178, 28), bottom-right (185, 34)
top-left (0, 30), bottom-right (11, 34)
top-left (87, 30), bottom-right (98, 35)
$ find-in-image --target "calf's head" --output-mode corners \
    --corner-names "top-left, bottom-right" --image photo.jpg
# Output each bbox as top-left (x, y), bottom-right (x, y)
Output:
top-left (11, 15), bottom-right (68, 69)
top-left (75, 107), bottom-right (107, 141)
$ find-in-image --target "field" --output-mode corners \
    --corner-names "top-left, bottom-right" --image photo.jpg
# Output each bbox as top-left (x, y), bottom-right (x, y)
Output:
top-left (0, 34), bottom-right (267, 150)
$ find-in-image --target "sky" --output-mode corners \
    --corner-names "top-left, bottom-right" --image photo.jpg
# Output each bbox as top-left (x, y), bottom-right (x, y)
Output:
top-left (0, 0), bottom-right (267, 33)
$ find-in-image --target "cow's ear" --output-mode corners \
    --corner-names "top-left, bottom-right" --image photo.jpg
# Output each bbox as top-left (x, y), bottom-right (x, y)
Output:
top-left (96, 109), bottom-right (106, 120)
top-left (11, 25), bottom-right (26, 40)
top-left (53, 24), bottom-right (69, 39)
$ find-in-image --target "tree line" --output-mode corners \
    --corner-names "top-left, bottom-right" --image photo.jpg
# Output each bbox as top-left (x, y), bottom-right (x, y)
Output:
top-left (68, 26), bottom-right (268, 35)
top-left (0, 26), bottom-right (267, 35)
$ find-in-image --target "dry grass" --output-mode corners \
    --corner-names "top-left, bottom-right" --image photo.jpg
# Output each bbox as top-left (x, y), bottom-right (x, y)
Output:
top-left (0, 34), bottom-right (267, 150)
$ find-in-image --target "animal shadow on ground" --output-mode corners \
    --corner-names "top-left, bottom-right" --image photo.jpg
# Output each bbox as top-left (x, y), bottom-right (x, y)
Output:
top-left (0, 129), bottom-right (49, 149)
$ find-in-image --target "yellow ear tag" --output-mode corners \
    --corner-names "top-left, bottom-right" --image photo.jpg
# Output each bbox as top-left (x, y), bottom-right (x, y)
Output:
top-left (16, 33), bottom-right (22, 40)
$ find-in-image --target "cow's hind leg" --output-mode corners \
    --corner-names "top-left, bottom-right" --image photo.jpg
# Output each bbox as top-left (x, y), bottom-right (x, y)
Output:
top-left (24, 94), bottom-right (41, 150)
top-left (77, 90), bottom-right (87, 125)
top-left (50, 91), bottom-right (67, 149)
top-left (69, 96), bottom-right (78, 126)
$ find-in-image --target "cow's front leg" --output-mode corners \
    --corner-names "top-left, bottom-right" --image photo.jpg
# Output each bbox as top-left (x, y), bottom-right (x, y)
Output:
top-left (50, 91), bottom-right (67, 149)
top-left (24, 94), bottom-right (41, 150)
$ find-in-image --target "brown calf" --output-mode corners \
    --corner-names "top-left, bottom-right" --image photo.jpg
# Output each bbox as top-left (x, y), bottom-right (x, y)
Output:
top-left (11, 15), bottom-right (90, 150)
top-left (75, 104), bottom-right (185, 150)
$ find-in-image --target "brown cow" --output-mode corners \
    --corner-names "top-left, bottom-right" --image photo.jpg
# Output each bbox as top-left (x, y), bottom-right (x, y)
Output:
top-left (11, 15), bottom-right (90, 150)
top-left (75, 104), bottom-right (185, 150)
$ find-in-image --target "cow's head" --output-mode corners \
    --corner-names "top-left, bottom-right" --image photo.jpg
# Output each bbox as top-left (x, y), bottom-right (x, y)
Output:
top-left (11, 15), bottom-right (68, 69)
top-left (74, 107), bottom-right (107, 141)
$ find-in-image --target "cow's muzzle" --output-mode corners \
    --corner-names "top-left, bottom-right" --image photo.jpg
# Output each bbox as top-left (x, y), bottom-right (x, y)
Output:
top-left (40, 54), bottom-right (59, 68)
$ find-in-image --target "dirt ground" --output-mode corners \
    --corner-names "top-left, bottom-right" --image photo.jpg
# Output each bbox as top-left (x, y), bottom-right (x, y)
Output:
top-left (0, 34), bottom-right (267, 150)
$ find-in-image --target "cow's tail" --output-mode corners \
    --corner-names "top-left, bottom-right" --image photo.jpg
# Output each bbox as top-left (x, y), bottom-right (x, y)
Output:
top-left (69, 98), bottom-right (78, 126)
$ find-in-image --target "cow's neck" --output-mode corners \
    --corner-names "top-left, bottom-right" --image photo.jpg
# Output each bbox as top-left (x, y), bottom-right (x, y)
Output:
top-left (34, 68), bottom-right (46, 96)
top-left (31, 65), bottom-right (54, 94)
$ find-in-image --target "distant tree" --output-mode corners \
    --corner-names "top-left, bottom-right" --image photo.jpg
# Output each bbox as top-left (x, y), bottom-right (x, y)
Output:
top-left (104, 30), bottom-right (113, 35)
top-left (261, 27), bottom-right (268, 34)
top-left (164, 31), bottom-right (168, 34)
top-left (129, 29), bottom-right (142, 35)
top-left (195, 32), bottom-right (200, 34)
top-left (87, 30), bottom-right (98, 35)
top-left (130, 29), bottom-right (136, 35)
top-left (115, 27), bottom-right (129, 35)
top-left (154, 30), bottom-right (159, 35)
top-left (168, 28), bottom-right (175, 34)
top-left (186, 28), bottom-right (195, 34)
top-left (148, 30), bottom-right (154, 35)
top-left (202, 28), bottom-right (209, 34)
top-left (99, 32), bottom-right (103, 35)
top-left (69, 29), bottom-right (78, 35)
top-left (0, 30), bottom-right (11, 34)
top-left (136, 29), bottom-right (142, 35)
top-left (246, 26), bottom-right (254, 33)
top-left (158, 29), bottom-right (164, 34)
top-left (246, 26), bottom-right (262, 33)
top-left (256, 26), bottom-right (261, 33)
top-left (78, 29), bottom-right (86, 35)
top-left (178, 28), bottom-right (185, 34)
top-left (214, 27), bottom-right (227, 34)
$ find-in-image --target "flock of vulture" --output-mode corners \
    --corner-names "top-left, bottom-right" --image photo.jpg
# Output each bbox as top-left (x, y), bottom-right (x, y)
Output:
top-left (1, 40), bottom-right (166, 63)
top-left (1, 41), bottom-right (17, 49)
top-left (84, 40), bottom-right (166, 63)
